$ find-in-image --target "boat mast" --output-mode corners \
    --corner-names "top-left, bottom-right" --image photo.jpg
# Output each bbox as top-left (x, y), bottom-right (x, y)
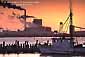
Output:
top-left (24, 9), bottom-right (27, 31)
top-left (69, 0), bottom-right (74, 39)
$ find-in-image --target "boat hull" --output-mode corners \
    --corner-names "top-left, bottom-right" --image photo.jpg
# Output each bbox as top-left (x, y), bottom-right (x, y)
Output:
top-left (39, 47), bottom-right (85, 55)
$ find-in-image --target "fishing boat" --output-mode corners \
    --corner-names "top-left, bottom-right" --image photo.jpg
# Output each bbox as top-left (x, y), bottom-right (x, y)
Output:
top-left (39, 37), bottom-right (85, 55)
top-left (39, 0), bottom-right (85, 55)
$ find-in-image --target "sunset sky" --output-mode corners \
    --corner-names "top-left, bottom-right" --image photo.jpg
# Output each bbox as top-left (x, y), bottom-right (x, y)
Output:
top-left (0, 0), bottom-right (85, 31)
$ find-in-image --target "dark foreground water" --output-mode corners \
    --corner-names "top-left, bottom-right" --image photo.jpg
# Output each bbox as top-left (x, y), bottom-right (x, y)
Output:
top-left (0, 54), bottom-right (85, 57)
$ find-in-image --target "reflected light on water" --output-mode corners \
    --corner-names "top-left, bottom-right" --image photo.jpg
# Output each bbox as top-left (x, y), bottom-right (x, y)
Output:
top-left (0, 54), bottom-right (40, 57)
top-left (19, 53), bottom-right (40, 57)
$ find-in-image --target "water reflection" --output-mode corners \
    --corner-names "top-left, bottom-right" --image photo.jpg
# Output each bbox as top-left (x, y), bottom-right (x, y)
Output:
top-left (40, 54), bottom-right (85, 57)
top-left (0, 54), bottom-right (85, 57)
top-left (0, 54), bottom-right (40, 57)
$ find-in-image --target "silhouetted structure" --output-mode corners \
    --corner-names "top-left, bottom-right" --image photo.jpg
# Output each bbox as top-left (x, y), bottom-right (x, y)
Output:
top-left (33, 19), bottom-right (42, 26)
